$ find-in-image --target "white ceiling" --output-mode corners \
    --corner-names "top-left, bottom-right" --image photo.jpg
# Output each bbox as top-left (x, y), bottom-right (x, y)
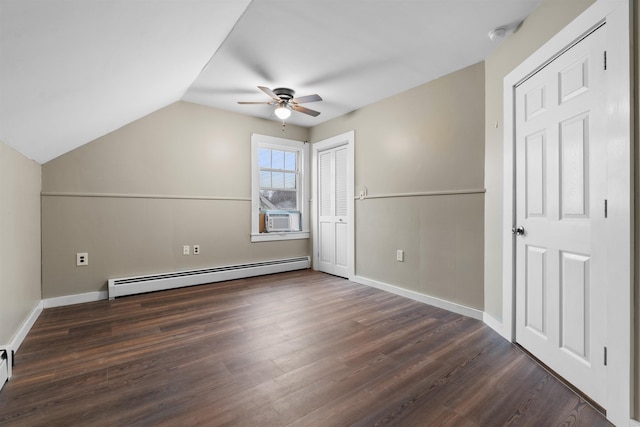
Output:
top-left (0, 0), bottom-right (540, 164)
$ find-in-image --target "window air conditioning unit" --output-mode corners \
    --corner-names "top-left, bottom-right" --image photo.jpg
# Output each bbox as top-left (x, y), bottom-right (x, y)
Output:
top-left (265, 211), bottom-right (301, 232)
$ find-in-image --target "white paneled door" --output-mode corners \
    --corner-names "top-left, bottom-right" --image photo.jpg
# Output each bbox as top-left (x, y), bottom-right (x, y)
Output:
top-left (514, 25), bottom-right (607, 407)
top-left (317, 145), bottom-right (349, 278)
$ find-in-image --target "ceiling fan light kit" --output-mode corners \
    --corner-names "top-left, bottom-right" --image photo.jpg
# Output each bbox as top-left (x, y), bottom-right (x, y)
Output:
top-left (238, 86), bottom-right (322, 125)
top-left (274, 103), bottom-right (291, 120)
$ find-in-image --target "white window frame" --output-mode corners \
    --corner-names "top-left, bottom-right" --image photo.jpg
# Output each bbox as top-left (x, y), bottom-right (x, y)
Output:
top-left (251, 133), bottom-right (309, 242)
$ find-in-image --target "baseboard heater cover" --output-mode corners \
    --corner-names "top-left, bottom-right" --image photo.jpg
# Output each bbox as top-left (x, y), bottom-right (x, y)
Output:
top-left (108, 257), bottom-right (310, 299)
top-left (0, 351), bottom-right (8, 393)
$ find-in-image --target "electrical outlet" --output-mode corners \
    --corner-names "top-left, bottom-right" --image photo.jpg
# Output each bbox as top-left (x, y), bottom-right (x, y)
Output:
top-left (183, 245), bottom-right (190, 256)
top-left (76, 252), bottom-right (88, 266)
top-left (193, 245), bottom-right (200, 255)
top-left (396, 250), bottom-right (404, 262)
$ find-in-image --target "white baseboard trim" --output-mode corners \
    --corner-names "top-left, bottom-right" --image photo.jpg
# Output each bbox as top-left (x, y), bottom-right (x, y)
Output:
top-left (1, 299), bottom-right (44, 379)
top-left (352, 275), bottom-right (483, 320)
top-left (629, 418), bottom-right (640, 427)
top-left (43, 291), bottom-right (108, 308)
top-left (482, 312), bottom-right (506, 338)
top-left (9, 300), bottom-right (43, 355)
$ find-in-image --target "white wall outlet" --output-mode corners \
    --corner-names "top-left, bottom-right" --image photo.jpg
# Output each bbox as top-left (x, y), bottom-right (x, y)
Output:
top-left (193, 245), bottom-right (200, 255)
top-left (396, 249), bottom-right (404, 262)
top-left (183, 245), bottom-right (190, 255)
top-left (76, 252), bottom-right (88, 266)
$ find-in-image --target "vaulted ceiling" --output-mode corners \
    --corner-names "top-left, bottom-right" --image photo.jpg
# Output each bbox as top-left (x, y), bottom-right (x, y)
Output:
top-left (0, 0), bottom-right (540, 164)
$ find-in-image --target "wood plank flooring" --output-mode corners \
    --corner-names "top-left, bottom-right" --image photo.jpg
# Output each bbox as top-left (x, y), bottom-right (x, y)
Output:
top-left (0, 270), bottom-right (611, 426)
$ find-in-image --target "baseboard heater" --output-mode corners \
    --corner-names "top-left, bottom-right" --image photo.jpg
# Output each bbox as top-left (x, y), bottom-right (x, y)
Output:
top-left (0, 351), bottom-right (8, 393)
top-left (108, 256), bottom-right (310, 299)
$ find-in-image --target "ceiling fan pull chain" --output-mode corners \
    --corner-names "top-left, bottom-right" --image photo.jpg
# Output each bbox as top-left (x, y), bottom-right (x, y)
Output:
top-left (281, 120), bottom-right (286, 132)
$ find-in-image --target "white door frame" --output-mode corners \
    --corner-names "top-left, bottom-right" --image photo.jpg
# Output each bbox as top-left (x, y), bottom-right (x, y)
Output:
top-left (501, 1), bottom-right (631, 425)
top-left (312, 131), bottom-right (355, 279)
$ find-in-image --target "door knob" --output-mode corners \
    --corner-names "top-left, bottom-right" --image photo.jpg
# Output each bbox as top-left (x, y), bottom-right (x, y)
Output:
top-left (511, 226), bottom-right (525, 236)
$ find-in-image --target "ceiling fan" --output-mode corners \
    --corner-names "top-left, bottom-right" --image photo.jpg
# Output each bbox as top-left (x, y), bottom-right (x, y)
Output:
top-left (238, 86), bottom-right (322, 119)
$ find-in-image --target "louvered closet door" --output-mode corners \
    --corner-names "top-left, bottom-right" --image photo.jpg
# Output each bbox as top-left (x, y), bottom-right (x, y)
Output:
top-left (317, 145), bottom-right (349, 278)
top-left (514, 25), bottom-right (607, 407)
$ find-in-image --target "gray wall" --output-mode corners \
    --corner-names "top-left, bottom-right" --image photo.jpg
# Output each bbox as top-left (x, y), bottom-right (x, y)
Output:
top-left (0, 140), bottom-right (41, 345)
top-left (41, 61), bottom-right (485, 312)
top-left (483, 0), bottom-right (596, 321)
top-left (41, 101), bottom-right (310, 298)
top-left (310, 62), bottom-right (485, 310)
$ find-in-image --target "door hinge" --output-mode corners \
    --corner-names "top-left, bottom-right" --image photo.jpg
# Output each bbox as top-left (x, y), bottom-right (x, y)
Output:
top-left (603, 51), bottom-right (607, 70)
top-left (604, 199), bottom-right (608, 218)
top-left (604, 346), bottom-right (608, 366)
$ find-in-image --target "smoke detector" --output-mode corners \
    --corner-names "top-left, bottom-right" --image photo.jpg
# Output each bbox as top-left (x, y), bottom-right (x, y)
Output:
top-left (488, 27), bottom-right (508, 41)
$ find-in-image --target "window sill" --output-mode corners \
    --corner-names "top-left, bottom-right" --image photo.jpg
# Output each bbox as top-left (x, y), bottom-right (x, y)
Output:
top-left (251, 231), bottom-right (310, 242)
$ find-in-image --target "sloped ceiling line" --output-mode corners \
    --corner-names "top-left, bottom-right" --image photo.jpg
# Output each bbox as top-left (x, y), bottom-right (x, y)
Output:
top-left (0, 0), bottom-right (540, 164)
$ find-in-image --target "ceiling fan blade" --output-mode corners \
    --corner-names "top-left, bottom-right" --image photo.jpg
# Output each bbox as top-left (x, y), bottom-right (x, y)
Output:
top-left (237, 101), bottom-right (276, 104)
top-left (292, 94), bottom-right (322, 104)
top-left (258, 86), bottom-right (282, 101)
top-left (291, 104), bottom-right (321, 117)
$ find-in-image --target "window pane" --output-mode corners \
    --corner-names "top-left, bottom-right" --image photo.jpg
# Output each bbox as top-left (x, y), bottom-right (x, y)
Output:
top-left (272, 150), bottom-right (284, 170)
top-left (260, 171), bottom-right (271, 188)
top-left (258, 148), bottom-right (271, 168)
top-left (284, 172), bottom-right (296, 189)
top-left (272, 172), bottom-right (284, 188)
top-left (260, 189), bottom-right (297, 210)
top-left (259, 190), bottom-right (276, 210)
top-left (284, 151), bottom-right (296, 171)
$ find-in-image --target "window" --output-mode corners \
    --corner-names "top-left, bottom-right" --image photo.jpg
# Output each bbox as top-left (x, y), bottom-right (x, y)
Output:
top-left (251, 134), bottom-right (309, 242)
top-left (258, 147), bottom-right (298, 210)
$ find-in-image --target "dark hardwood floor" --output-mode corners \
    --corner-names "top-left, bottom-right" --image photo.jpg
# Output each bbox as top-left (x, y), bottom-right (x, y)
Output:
top-left (0, 270), bottom-right (611, 426)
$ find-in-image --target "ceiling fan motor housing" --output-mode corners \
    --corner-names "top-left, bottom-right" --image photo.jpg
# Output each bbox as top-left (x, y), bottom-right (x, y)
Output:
top-left (273, 87), bottom-right (295, 101)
